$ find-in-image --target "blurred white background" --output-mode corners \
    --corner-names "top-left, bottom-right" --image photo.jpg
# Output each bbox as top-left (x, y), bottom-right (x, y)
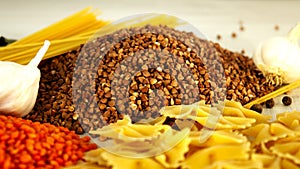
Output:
top-left (0, 0), bottom-right (299, 56)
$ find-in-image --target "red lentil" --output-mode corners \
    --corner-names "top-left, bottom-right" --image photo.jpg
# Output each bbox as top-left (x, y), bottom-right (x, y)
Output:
top-left (0, 115), bottom-right (97, 169)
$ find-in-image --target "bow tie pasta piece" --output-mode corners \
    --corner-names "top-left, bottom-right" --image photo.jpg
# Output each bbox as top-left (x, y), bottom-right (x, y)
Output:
top-left (194, 116), bottom-right (256, 130)
top-left (188, 130), bottom-right (247, 148)
top-left (62, 162), bottom-right (109, 169)
top-left (269, 135), bottom-right (300, 166)
top-left (249, 154), bottom-right (297, 169)
top-left (101, 151), bottom-right (165, 169)
top-left (159, 104), bottom-right (198, 118)
top-left (89, 115), bottom-right (171, 140)
top-left (181, 142), bottom-right (250, 169)
top-left (242, 123), bottom-right (300, 146)
top-left (271, 142), bottom-right (300, 165)
top-left (154, 136), bottom-right (191, 168)
top-left (276, 112), bottom-right (300, 131)
top-left (83, 149), bottom-right (108, 167)
top-left (224, 100), bottom-right (270, 123)
top-left (206, 160), bottom-right (263, 169)
top-left (251, 154), bottom-right (279, 168)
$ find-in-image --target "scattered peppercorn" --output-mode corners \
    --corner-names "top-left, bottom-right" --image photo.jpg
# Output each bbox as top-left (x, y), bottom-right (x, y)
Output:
top-left (250, 104), bottom-right (263, 113)
top-left (231, 32), bottom-right (237, 38)
top-left (0, 36), bottom-right (8, 46)
top-left (282, 96), bottom-right (292, 106)
top-left (241, 49), bottom-right (245, 54)
top-left (239, 26), bottom-right (245, 31)
top-left (265, 98), bottom-right (275, 108)
top-left (0, 36), bottom-right (16, 46)
top-left (216, 34), bottom-right (222, 40)
top-left (274, 25), bottom-right (280, 31)
top-left (0, 115), bottom-right (97, 169)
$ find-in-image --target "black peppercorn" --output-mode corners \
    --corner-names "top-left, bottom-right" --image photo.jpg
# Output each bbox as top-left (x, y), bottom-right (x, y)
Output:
top-left (0, 36), bottom-right (8, 46)
top-left (265, 99), bottom-right (275, 108)
top-left (282, 96), bottom-right (292, 106)
top-left (250, 104), bottom-right (263, 113)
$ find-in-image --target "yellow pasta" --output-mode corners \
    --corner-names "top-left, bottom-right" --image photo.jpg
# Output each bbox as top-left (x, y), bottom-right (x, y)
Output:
top-left (259, 142), bottom-right (274, 155)
top-left (188, 130), bottom-right (247, 148)
top-left (1, 9), bottom-right (186, 65)
top-left (193, 115), bottom-right (256, 130)
top-left (242, 123), bottom-right (300, 146)
top-left (250, 153), bottom-right (300, 169)
top-left (181, 142), bottom-right (250, 169)
top-left (281, 159), bottom-right (300, 169)
top-left (224, 100), bottom-right (270, 123)
top-left (206, 160), bottom-right (263, 169)
top-left (271, 142), bottom-right (300, 164)
top-left (66, 101), bottom-right (300, 169)
top-left (83, 149), bottom-right (108, 166)
top-left (63, 162), bottom-right (109, 169)
top-left (154, 136), bottom-right (191, 168)
top-left (101, 151), bottom-right (165, 169)
top-left (0, 7), bottom-right (109, 64)
top-left (276, 111), bottom-right (300, 131)
top-left (251, 154), bottom-right (278, 168)
top-left (89, 115), bottom-right (171, 140)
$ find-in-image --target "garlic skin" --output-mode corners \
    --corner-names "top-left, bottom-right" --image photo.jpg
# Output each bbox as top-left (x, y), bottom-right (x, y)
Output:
top-left (0, 40), bottom-right (50, 117)
top-left (253, 23), bottom-right (300, 85)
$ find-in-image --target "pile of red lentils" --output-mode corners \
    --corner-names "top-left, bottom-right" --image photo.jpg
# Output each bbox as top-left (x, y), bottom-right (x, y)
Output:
top-left (0, 115), bottom-right (97, 169)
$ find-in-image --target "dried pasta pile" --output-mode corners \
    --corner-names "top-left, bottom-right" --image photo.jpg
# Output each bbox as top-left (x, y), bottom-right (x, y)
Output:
top-left (64, 100), bottom-right (300, 169)
top-left (0, 7), bottom-right (109, 64)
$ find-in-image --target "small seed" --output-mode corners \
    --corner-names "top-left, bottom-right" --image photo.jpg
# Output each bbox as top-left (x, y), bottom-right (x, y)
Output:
top-left (150, 78), bottom-right (157, 84)
top-left (265, 99), bottom-right (275, 108)
top-left (239, 26), bottom-right (245, 31)
top-left (282, 96), bottom-right (292, 106)
top-left (250, 104), bottom-right (263, 113)
top-left (231, 32), bottom-right (237, 38)
top-left (142, 70), bottom-right (150, 77)
top-left (157, 67), bottom-right (162, 72)
top-left (274, 24), bottom-right (280, 31)
top-left (72, 113), bottom-right (79, 120)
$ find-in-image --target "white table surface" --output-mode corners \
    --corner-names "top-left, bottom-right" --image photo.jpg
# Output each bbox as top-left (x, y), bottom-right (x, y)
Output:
top-left (1, 0), bottom-right (300, 116)
top-left (1, 0), bottom-right (300, 55)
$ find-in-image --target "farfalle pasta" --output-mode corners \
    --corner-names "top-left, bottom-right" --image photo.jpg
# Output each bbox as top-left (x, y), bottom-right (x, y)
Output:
top-left (242, 123), bottom-right (300, 146)
top-left (268, 135), bottom-right (300, 165)
top-left (181, 142), bottom-right (251, 169)
top-left (276, 111), bottom-right (300, 131)
top-left (154, 137), bottom-right (191, 168)
top-left (101, 151), bottom-right (165, 169)
top-left (250, 153), bottom-right (300, 169)
top-left (64, 101), bottom-right (300, 169)
top-left (188, 130), bottom-right (247, 148)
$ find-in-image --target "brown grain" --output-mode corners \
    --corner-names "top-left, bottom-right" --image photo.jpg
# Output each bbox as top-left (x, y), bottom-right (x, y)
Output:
top-left (25, 25), bottom-right (277, 134)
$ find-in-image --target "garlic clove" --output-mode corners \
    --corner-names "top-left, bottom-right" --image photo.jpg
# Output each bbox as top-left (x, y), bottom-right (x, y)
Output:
top-left (253, 23), bottom-right (300, 85)
top-left (0, 40), bottom-right (50, 117)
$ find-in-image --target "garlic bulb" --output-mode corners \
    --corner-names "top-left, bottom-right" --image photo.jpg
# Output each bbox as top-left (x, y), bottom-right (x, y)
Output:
top-left (0, 40), bottom-right (50, 117)
top-left (253, 23), bottom-right (300, 86)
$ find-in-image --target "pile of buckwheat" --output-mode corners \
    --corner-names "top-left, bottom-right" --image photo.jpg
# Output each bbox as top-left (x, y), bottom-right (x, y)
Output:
top-left (24, 25), bottom-right (277, 134)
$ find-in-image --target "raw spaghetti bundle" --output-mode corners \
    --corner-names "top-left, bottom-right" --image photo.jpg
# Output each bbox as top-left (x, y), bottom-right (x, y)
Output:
top-left (0, 7), bottom-right (109, 65)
